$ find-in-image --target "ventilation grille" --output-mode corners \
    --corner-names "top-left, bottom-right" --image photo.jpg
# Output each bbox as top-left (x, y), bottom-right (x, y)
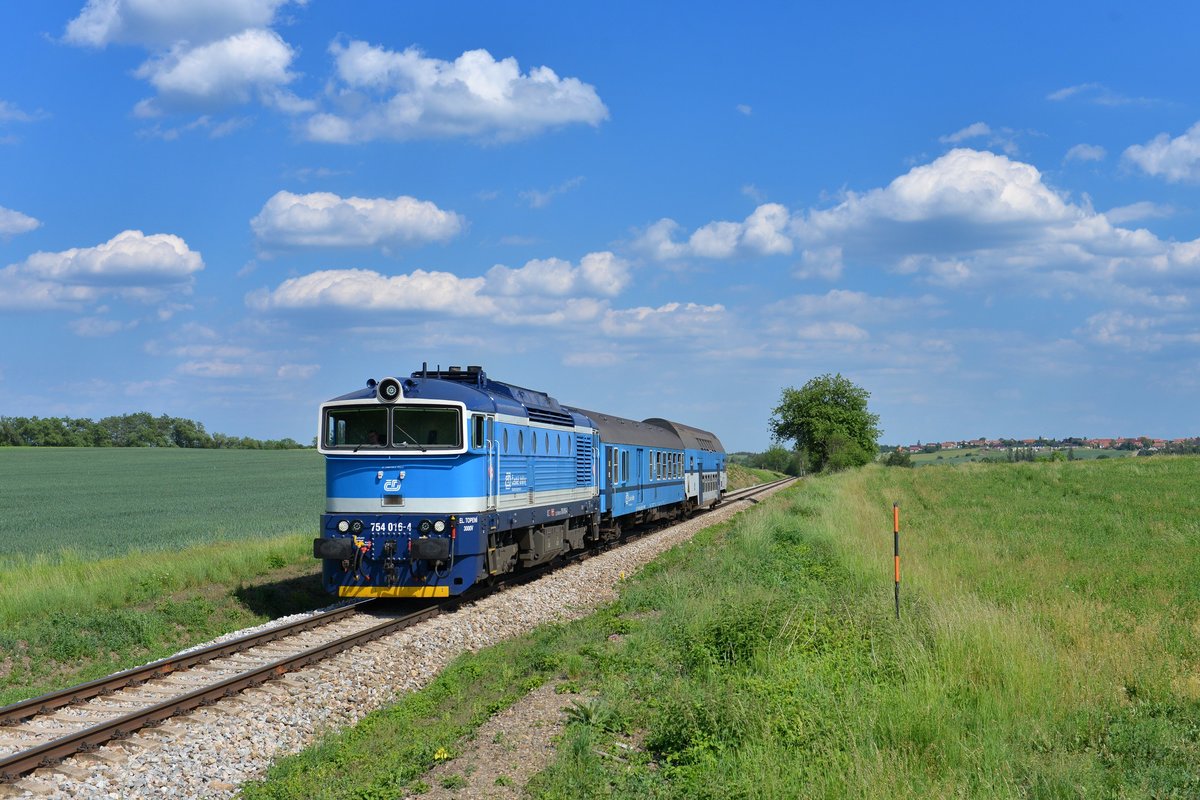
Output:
top-left (528, 407), bottom-right (575, 427)
top-left (575, 434), bottom-right (594, 486)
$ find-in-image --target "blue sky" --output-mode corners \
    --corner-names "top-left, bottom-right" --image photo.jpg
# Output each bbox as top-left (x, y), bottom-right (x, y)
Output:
top-left (2, 1), bottom-right (1199, 450)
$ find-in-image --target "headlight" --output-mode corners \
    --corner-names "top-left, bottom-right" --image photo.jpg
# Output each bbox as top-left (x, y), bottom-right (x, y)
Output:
top-left (350, 520), bottom-right (364, 534)
top-left (433, 520), bottom-right (446, 533)
top-left (337, 520), bottom-right (350, 533)
top-left (419, 519), bottom-right (432, 534)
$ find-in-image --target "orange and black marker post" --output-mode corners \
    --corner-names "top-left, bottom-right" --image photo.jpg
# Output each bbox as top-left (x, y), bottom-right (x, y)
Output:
top-left (893, 502), bottom-right (901, 620)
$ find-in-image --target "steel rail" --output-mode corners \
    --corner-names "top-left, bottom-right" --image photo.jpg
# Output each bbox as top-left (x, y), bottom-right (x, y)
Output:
top-left (0, 605), bottom-right (441, 780)
top-left (0, 599), bottom-right (377, 727)
top-left (0, 476), bottom-right (795, 781)
top-left (723, 475), bottom-right (795, 503)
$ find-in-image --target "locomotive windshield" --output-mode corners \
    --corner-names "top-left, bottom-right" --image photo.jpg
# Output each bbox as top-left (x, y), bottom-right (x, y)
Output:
top-left (392, 406), bottom-right (461, 448)
top-left (323, 404), bottom-right (462, 451)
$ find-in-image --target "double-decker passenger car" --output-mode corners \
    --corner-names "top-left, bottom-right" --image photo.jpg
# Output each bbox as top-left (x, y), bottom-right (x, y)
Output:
top-left (313, 366), bottom-right (725, 597)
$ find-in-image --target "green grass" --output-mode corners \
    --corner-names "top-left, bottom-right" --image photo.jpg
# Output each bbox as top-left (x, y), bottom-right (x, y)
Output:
top-left (725, 462), bottom-right (784, 489)
top-left (0, 448), bottom-right (330, 706)
top-left (243, 456), bottom-right (1200, 799)
top-left (0, 534), bottom-right (332, 706)
top-left (0, 447), bottom-right (323, 565)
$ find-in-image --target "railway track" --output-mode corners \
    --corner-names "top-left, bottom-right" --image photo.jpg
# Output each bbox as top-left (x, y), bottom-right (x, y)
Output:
top-left (0, 475), bottom-right (794, 783)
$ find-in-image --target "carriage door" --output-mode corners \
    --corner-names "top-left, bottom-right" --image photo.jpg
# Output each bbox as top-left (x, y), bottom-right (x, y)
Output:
top-left (636, 448), bottom-right (645, 505)
top-left (485, 416), bottom-right (497, 510)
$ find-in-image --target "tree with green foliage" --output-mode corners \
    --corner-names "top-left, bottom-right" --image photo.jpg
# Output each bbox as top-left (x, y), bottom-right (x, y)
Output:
top-left (769, 374), bottom-right (880, 473)
top-left (0, 413), bottom-right (307, 449)
top-left (884, 449), bottom-right (913, 467)
top-left (756, 444), bottom-right (793, 474)
top-left (738, 444), bottom-right (807, 477)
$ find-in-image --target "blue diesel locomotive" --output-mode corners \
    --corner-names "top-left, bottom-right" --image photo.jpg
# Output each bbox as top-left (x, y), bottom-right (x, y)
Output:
top-left (313, 365), bottom-right (726, 598)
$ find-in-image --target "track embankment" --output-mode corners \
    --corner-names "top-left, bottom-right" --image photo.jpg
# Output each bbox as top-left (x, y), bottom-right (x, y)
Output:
top-left (1, 479), bottom-right (793, 799)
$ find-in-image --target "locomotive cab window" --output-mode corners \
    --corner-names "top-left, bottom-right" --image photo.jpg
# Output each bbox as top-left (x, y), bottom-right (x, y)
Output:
top-left (472, 415), bottom-right (485, 449)
top-left (392, 406), bottom-right (461, 449)
top-left (325, 406), bottom-right (388, 448)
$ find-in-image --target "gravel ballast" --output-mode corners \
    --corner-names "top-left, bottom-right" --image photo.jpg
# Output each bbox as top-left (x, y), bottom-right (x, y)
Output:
top-left (1, 484), bottom-right (789, 800)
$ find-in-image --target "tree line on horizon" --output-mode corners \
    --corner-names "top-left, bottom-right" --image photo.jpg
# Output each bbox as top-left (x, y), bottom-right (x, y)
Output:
top-left (0, 413), bottom-right (305, 450)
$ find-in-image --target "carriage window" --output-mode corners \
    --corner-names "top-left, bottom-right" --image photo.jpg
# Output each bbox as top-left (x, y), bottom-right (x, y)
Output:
top-left (324, 406), bottom-right (388, 449)
top-left (392, 406), bottom-right (461, 449)
top-left (545, 432), bottom-right (549, 453)
top-left (503, 428), bottom-right (509, 453)
top-left (519, 430), bottom-right (525, 453)
top-left (532, 431), bottom-right (537, 453)
top-left (472, 415), bottom-right (485, 449)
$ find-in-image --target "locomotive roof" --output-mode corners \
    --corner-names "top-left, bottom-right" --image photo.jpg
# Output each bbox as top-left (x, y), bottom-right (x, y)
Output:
top-left (326, 366), bottom-right (589, 428)
top-left (565, 407), bottom-right (684, 449)
top-left (643, 418), bottom-right (725, 453)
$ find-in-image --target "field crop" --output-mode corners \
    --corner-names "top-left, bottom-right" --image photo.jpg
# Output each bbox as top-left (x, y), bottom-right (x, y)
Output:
top-left (247, 456), bottom-right (1200, 799)
top-left (0, 448), bottom-right (328, 705)
top-left (0, 447), bottom-right (323, 565)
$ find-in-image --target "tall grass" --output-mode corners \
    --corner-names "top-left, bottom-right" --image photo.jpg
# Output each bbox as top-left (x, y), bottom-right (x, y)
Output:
top-left (245, 458), bottom-right (1200, 798)
top-left (0, 535), bottom-right (312, 625)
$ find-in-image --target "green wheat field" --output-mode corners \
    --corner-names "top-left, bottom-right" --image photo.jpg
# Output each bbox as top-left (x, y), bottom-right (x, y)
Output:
top-left (0, 447), bottom-right (323, 564)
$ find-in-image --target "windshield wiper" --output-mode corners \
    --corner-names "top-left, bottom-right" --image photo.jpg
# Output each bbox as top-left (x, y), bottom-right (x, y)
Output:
top-left (392, 422), bottom-right (427, 452)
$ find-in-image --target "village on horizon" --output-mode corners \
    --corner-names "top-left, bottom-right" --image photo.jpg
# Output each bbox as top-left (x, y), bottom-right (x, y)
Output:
top-left (890, 436), bottom-right (1200, 454)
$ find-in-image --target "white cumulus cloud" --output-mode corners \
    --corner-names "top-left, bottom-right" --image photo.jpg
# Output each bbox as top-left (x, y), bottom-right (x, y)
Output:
top-left (0, 230), bottom-right (202, 309)
top-left (20, 230), bottom-right (202, 286)
top-left (0, 205), bottom-right (40, 235)
top-left (1123, 121), bottom-right (1200, 183)
top-left (305, 41), bottom-right (608, 143)
top-left (246, 268), bottom-right (494, 314)
top-left (251, 190), bottom-right (464, 249)
top-left (65, 0), bottom-right (302, 48)
top-left (485, 251), bottom-right (629, 298)
top-left (635, 203), bottom-right (793, 261)
top-left (644, 148), bottom-right (1200, 304)
top-left (134, 28), bottom-right (296, 110)
top-left (791, 148), bottom-right (1200, 301)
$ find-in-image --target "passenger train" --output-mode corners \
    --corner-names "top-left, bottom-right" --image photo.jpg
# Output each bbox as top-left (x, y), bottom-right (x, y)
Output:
top-left (313, 365), bottom-right (726, 598)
